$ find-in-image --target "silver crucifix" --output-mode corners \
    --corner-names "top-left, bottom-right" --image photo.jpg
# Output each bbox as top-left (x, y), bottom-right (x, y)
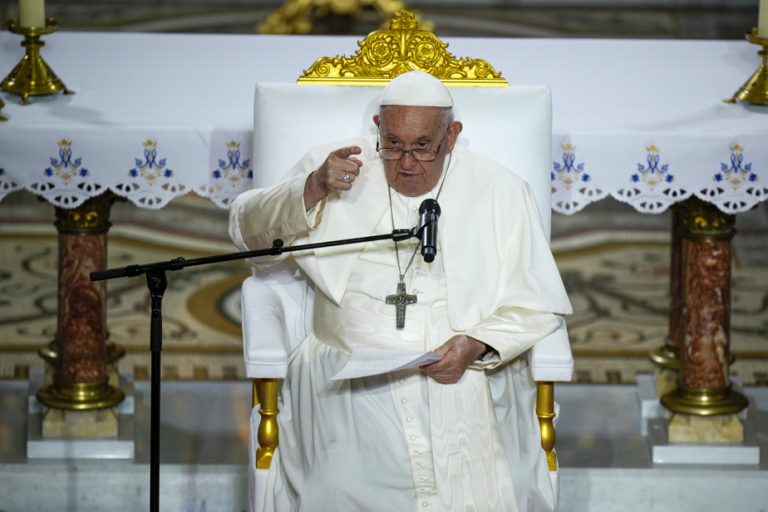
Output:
top-left (385, 281), bottom-right (417, 329)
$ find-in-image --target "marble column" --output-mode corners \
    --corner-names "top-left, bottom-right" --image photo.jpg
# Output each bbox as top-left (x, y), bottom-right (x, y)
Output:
top-left (37, 192), bottom-right (124, 416)
top-left (650, 204), bottom-right (683, 396)
top-left (662, 198), bottom-right (748, 441)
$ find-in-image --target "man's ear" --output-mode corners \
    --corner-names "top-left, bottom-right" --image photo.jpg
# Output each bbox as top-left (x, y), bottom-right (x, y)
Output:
top-left (446, 121), bottom-right (463, 152)
top-left (373, 114), bottom-right (380, 126)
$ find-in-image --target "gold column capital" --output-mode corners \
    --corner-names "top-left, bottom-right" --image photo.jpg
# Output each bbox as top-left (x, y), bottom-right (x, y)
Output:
top-left (679, 198), bottom-right (735, 241)
top-left (54, 192), bottom-right (115, 235)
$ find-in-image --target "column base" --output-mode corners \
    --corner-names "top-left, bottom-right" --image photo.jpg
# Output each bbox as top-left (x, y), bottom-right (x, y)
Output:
top-left (668, 413), bottom-right (743, 444)
top-left (27, 369), bottom-right (135, 459)
top-left (37, 380), bottom-right (125, 411)
top-left (661, 385), bottom-right (749, 416)
top-left (42, 408), bottom-right (118, 438)
top-left (646, 417), bottom-right (760, 465)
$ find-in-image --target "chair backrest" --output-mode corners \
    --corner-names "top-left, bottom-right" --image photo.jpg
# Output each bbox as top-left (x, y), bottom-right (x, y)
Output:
top-left (253, 83), bottom-right (553, 238)
top-left (245, 83), bottom-right (554, 369)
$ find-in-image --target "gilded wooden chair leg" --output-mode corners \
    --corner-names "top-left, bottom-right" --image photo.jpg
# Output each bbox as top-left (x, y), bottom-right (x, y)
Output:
top-left (536, 381), bottom-right (558, 472)
top-left (255, 378), bottom-right (280, 469)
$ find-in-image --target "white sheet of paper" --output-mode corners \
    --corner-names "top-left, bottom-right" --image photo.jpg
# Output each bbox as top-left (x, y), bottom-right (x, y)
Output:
top-left (331, 349), bottom-right (443, 380)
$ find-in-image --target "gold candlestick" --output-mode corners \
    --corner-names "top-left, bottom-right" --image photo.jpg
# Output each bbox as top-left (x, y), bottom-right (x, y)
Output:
top-left (1, 18), bottom-right (73, 105)
top-left (727, 28), bottom-right (768, 106)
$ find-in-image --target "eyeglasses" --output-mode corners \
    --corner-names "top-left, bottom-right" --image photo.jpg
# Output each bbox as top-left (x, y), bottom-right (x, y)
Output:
top-left (376, 127), bottom-right (450, 162)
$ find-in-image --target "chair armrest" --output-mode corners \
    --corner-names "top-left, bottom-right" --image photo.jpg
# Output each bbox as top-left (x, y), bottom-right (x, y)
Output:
top-left (530, 320), bottom-right (573, 383)
top-left (241, 276), bottom-right (290, 379)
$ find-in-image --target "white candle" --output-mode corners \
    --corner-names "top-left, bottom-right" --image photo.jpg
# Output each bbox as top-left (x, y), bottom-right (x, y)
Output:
top-left (19, 0), bottom-right (45, 28)
top-left (759, 0), bottom-right (768, 38)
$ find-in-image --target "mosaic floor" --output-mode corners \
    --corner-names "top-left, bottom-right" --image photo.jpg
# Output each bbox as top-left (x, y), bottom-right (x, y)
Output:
top-left (1, 191), bottom-right (766, 385)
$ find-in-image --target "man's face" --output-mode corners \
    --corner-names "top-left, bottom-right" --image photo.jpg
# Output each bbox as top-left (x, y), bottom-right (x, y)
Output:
top-left (376, 106), bottom-right (462, 197)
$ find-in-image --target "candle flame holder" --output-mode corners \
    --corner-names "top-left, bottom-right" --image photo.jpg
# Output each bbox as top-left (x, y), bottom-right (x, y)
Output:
top-left (1, 18), bottom-right (74, 105)
top-left (727, 28), bottom-right (768, 106)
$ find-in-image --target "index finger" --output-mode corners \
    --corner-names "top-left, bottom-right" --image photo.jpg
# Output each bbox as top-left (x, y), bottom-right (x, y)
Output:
top-left (331, 146), bottom-right (362, 159)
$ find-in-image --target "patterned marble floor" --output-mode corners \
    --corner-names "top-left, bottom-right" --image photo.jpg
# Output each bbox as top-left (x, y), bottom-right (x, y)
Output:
top-left (1, 190), bottom-right (766, 385)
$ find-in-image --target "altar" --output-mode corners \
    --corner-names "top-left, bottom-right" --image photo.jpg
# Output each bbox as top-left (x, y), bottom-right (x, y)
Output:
top-left (1, 33), bottom-right (766, 213)
top-left (1, 25), bottom-right (768, 512)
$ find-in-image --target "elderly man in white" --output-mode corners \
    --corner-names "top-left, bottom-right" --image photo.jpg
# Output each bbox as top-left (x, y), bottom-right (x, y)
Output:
top-left (229, 71), bottom-right (572, 512)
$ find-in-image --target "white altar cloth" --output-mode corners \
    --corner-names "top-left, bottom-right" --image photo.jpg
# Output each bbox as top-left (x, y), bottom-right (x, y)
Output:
top-left (0, 32), bottom-right (766, 214)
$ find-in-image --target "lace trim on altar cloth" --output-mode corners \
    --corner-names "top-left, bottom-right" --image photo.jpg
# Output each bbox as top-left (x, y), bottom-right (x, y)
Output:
top-left (2, 137), bottom-right (766, 215)
top-left (550, 141), bottom-right (767, 215)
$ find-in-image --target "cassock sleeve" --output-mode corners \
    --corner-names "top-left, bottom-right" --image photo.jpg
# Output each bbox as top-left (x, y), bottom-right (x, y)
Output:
top-left (442, 154), bottom-right (571, 370)
top-left (463, 308), bottom-right (564, 370)
top-left (228, 151), bottom-right (329, 263)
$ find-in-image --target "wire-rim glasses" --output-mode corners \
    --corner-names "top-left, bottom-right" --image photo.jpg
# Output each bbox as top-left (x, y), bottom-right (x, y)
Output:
top-left (376, 126), bottom-right (451, 162)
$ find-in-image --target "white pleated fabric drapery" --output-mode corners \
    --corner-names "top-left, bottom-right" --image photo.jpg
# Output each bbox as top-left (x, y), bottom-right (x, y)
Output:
top-left (263, 191), bottom-right (556, 512)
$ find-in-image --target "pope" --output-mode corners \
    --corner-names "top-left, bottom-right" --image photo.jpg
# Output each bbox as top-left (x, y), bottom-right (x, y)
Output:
top-left (230, 70), bottom-right (572, 512)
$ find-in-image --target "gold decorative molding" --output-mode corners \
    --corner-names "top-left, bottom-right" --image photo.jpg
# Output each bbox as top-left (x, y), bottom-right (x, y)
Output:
top-left (661, 384), bottom-right (748, 416)
top-left (37, 379), bottom-right (125, 411)
top-left (54, 192), bottom-right (114, 235)
top-left (680, 197), bottom-right (735, 241)
top-left (258, 0), bottom-right (430, 35)
top-left (298, 10), bottom-right (507, 86)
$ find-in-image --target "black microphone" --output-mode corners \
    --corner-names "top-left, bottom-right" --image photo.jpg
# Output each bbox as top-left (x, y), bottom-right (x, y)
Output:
top-left (418, 199), bottom-right (441, 263)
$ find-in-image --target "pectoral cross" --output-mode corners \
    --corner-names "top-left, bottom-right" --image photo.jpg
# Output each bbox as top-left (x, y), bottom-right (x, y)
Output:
top-left (385, 281), bottom-right (417, 329)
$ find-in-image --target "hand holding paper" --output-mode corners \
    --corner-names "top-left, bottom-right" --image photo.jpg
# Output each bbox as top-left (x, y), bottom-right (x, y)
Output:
top-left (332, 348), bottom-right (443, 380)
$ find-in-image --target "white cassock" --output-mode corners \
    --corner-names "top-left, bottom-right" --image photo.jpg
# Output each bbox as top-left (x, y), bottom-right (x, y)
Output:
top-left (229, 136), bottom-right (573, 512)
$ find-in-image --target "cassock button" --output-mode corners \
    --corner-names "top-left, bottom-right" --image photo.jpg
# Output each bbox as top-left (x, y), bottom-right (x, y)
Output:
top-left (421, 501), bottom-right (429, 507)
top-left (409, 435), bottom-right (417, 441)
top-left (406, 417), bottom-right (414, 423)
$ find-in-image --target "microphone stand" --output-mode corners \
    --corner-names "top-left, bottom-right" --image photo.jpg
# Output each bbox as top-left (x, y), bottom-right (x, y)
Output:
top-left (90, 227), bottom-right (418, 512)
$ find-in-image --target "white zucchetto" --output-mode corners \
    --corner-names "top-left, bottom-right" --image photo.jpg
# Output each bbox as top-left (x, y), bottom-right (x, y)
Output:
top-left (379, 70), bottom-right (453, 108)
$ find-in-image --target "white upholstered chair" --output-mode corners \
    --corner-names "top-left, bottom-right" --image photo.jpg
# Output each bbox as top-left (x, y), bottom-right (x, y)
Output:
top-left (240, 82), bottom-right (574, 511)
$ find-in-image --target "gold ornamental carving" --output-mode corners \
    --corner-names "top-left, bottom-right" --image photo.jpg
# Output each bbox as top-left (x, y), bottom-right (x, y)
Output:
top-left (680, 197), bottom-right (735, 241)
top-left (54, 192), bottom-right (114, 235)
top-left (298, 10), bottom-right (507, 86)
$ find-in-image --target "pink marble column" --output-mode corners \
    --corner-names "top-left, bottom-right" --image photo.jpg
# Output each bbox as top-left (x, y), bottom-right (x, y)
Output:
top-left (37, 193), bottom-right (123, 410)
top-left (650, 204), bottom-right (683, 370)
top-left (661, 198), bottom-right (747, 415)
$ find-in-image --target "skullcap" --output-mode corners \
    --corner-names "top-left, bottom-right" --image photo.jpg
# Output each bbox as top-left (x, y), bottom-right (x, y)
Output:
top-left (378, 70), bottom-right (453, 108)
